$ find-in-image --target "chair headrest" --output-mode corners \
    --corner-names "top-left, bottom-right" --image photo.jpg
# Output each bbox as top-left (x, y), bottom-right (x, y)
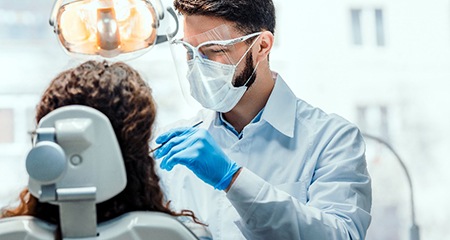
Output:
top-left (1, 105), bottom-right (205, 239)
top-left (26, 105), bottom-right (126, 204)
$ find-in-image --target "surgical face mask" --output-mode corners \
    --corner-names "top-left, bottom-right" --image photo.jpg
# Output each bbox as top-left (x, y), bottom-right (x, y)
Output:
top-left (178, 32), bottom-right (261, 112)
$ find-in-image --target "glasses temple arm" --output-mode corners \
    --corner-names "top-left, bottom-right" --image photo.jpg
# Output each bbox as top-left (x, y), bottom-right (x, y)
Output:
top-left (197, 32), bottom-right (262, 48)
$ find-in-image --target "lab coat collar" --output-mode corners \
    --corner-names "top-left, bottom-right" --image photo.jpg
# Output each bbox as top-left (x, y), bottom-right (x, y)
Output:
top-left (261, 72), bottom-right (296, 138)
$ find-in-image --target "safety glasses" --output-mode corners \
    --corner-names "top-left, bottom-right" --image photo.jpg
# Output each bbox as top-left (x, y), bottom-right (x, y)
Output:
top-left (171, 32), bottom-right (261, 65)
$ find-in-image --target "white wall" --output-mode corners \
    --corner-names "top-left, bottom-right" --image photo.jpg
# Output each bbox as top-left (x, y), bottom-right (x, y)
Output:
top-left (271, 0), bottom-right (450, 239)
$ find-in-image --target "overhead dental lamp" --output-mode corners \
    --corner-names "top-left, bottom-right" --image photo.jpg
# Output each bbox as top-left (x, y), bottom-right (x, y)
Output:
top-left (49, 0), bottom-right (179, 60)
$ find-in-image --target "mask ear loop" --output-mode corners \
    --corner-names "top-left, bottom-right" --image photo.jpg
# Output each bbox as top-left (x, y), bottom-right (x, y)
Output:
top-left (234, 34), bottom-right (261, 67)
top-left (233, 35), bottom-right (262, 87)
top-left (242, 61), bottom-right (260, 87)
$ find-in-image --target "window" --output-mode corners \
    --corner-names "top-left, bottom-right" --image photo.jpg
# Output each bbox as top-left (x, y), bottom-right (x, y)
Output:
top-left (0, 0), bottom-right (51, 41)
top-left (375, 9), bottom-right (385, 46)
top-left (350, 8), bottom-right (386, 47)
top-left (351, 9), bottom-right (363, 45)
top-left (357, 104), bottom-right (390, 142)
top-left (0, 109), bottom-right (14, 143)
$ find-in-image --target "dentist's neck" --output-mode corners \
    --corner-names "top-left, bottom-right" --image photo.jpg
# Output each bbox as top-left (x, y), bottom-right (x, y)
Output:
top-left (223, 66), bottom-right (274, 133)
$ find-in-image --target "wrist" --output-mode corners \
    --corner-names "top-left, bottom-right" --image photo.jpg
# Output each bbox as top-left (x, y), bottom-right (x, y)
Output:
top-left (213, 162), bottom-right (240, 190)
top-left (225, 167), bottom-right (242, 192)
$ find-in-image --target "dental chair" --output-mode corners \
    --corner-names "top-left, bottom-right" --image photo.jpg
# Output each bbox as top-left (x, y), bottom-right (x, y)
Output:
top-left (0, 105), bottom-right (200, 240)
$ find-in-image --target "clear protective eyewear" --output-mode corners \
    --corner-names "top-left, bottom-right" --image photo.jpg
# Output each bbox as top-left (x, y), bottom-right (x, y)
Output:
top-left (167, 23), bottom-right (262, 110)
top-left (171, 30), bottom-right (261, 65)
top-left (49, 0), bottom-right (179, 59)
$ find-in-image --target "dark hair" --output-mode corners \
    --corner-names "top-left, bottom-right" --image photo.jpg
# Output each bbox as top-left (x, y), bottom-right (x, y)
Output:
top-left (1, 60), bottom-right (200, 233)
top-left (174, 0), bottom-right (276, 35)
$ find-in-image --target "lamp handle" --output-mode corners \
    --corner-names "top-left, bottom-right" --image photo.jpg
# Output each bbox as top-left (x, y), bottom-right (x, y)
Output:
top-left (156, 7), bottom-right (179, 44)
top-left (49, 0), bottom-right (64, 29)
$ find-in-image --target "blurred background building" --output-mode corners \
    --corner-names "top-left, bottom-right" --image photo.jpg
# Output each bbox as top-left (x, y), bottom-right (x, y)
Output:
top-left (1, 0), bottom-right (449, 239)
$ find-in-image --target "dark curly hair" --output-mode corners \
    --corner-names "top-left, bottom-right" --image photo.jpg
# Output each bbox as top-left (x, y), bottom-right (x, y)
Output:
top-left (1, 60), bottom-right (200, 237)
top-left (174, 0), bottom-right (276, 35)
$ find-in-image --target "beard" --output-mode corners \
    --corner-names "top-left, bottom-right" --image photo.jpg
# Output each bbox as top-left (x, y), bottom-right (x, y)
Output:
top-left (232, 52), bottom-right (257, 88)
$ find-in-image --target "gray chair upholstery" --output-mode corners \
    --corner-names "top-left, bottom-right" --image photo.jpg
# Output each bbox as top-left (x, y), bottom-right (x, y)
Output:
top-left (0, 106), bottom-right (199, 240)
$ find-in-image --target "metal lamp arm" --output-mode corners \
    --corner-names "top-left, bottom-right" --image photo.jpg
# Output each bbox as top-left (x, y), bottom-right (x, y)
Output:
top-left (362, 133), bottom-right (420, 240)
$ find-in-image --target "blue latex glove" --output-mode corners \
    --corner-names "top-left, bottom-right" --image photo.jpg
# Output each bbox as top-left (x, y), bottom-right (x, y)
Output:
top-left (154, 127), bottom-right (240, 190)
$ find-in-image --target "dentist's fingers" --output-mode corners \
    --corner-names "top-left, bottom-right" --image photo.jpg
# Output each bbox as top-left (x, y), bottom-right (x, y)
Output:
top-left (154, 128), bottom-right (198, 158)
top-left (155, 127), bottom-right (192, 144)
top-left (159, 138), bottom-right (198, 170)
top-left (154, 134), bottom-right (186, 159)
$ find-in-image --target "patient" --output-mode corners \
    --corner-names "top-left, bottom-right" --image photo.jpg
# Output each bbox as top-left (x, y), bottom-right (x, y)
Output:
top-left (0, 60), bottom-right (208, 238)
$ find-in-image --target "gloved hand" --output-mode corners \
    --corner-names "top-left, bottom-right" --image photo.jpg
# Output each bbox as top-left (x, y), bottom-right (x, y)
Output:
top-left (154, 127), bottom-right (240, 190)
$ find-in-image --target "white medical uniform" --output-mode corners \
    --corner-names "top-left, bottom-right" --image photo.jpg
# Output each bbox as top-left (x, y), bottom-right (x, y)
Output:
top-left (158, 73), bottom-right (371, 240)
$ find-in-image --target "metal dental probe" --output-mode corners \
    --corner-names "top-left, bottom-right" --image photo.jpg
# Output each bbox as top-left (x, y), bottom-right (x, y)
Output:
top-left (150, 121), bottom-right (203, 153)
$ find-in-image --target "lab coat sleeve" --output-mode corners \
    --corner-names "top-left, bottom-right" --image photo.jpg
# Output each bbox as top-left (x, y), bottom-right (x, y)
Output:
top-left (226, 126), bottom-right (372, 240)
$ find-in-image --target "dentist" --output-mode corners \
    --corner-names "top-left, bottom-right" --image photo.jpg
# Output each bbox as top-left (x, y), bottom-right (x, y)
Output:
top-left (154, 0), bottom-right (372, 239)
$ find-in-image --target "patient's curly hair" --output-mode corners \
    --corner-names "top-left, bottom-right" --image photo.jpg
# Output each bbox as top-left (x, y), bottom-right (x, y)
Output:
top-left (1, 61), bottom-right (199, 227)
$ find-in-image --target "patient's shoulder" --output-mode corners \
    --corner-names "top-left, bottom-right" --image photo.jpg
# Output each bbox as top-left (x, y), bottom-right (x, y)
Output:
top-left (177, 216), bottom-right (213, 240)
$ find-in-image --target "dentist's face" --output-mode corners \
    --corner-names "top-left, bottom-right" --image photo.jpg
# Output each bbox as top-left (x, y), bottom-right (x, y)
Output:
top-left (183, 15), bottom-right (257, 88)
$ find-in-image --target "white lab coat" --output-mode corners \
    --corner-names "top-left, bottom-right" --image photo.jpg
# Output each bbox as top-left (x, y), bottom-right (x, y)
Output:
top-left (157, 73), bottom-right (371, 239)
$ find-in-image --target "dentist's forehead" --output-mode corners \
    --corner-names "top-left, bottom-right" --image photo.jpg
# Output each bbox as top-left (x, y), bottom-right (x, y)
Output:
top-left (183, 16), bottom-right (239, 45)
top-left (182, 24), bottom-right (230, 46)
